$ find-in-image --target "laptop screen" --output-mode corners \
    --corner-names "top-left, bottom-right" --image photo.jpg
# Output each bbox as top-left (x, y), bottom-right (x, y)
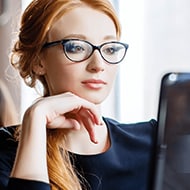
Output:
top-left (152, 72), bottom-right (190, 190)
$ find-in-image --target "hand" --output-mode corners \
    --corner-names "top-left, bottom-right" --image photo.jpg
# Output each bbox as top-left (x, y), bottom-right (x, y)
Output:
top-left (29, 92), bottom-right (102, 143)
top-left (12, 93), bottom-right (102, 181)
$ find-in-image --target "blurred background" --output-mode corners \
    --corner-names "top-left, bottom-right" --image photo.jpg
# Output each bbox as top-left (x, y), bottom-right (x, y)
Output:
top-left (0, 0), bottom-right (189, 126)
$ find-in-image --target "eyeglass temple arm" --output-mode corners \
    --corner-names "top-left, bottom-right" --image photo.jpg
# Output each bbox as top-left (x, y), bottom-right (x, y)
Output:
top-left (43, 40), bottom-right (63, 48)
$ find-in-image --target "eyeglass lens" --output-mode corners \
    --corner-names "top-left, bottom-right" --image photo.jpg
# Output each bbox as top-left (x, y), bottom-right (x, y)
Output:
top-left (64, 40), bottom-right (92, 62)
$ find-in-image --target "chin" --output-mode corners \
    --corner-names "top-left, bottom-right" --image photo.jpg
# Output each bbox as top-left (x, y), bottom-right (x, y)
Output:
top-left (83, 95), bottom-right (107, 105)
top-left (74, 90), bottom-right (109, 105)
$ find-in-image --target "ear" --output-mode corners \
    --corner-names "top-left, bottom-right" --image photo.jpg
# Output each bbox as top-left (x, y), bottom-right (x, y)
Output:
top-left (33, 57), bottom-right (46, 76)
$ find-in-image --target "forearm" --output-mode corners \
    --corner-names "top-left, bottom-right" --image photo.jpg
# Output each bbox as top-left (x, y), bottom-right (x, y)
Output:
top-left (10, 107), bottom-right (49, 183)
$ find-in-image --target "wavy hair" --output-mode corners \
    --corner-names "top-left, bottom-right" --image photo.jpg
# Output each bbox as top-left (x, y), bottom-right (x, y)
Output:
top-left (11, 0), bottom-right (121, 189)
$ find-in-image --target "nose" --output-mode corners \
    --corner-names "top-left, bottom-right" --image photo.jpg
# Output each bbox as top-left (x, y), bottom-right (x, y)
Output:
top-left (86, 50), bottom-right (105, 73)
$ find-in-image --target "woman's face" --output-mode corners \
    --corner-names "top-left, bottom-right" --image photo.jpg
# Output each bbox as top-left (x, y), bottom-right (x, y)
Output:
top-left (41, 6), bottom-right (119, 104)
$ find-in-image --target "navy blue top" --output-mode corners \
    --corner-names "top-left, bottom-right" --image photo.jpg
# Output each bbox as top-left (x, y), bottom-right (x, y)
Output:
top-left (0, 117), bottom-right (157, 190)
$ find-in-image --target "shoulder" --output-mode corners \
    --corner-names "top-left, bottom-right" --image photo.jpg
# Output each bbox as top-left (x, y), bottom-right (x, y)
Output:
top-left (103, 117), bottom-right (157, 146)
top-left (0, 125), bottom-right (17, 137)
top-left (103, 117), bottom-right (157, 134)
top-left (0, 125), bottom-right (18, 148)
top-left (0, 126), bottom-right (19, 189)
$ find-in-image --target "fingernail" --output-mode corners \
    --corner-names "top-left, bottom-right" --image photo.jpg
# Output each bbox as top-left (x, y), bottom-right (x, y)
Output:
top-left (91, 137), bottom-right (98, 144)
top-left (99, 120), bottom-right (104, 126)
top-left (93, 139), bottom-right (98, 144)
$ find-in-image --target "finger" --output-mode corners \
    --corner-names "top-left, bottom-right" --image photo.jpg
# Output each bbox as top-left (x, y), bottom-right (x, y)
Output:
top-left (78, 109), bottom-right (98, 144)
top-left (47, 116), bottom-right (80, 130)
top-left (60, 93), bottom-right (103, 125)
top-left (34, 92), bottom-right (103, 129)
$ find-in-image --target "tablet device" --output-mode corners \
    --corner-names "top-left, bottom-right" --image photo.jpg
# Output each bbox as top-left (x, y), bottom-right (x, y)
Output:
top-left (152, 72), bottom-right (190, 190)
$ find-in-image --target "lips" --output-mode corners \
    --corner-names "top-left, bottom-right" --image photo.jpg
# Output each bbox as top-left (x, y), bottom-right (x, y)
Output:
top-left (81, 79), bottom-right (107, 89)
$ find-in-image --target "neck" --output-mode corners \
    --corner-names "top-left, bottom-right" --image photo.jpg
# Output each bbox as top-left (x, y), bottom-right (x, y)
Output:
top-left (63, 120), bottom-right (110, 155)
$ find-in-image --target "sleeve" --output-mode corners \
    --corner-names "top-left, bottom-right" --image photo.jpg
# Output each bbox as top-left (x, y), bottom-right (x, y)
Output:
top-left (7, 178), bottom-right (51, 190)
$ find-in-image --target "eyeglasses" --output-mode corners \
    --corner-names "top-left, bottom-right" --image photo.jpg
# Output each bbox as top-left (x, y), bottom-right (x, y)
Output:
top-left (43, 39), bottom-right (129, 64)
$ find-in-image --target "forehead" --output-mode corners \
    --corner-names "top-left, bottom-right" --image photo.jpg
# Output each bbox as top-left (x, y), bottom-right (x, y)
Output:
top-left (48, 6), bottom-right (117, 42)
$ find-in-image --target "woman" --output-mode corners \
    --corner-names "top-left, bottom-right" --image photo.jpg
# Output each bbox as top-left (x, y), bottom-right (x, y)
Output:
top-left (0, 0), bottom-right (157, 189)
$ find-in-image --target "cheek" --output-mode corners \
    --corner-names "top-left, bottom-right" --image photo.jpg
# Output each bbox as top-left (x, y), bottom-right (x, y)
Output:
top-left (107, 66), bottom-right (118, 82)
top-left (43, 50), bottom-right (72, 77)
top-left (48, 67), bottom-right (75, 84)
top-left (45, 64), bottom-right (82, 93)
top-left (43, 47), bottom-right (68, 67)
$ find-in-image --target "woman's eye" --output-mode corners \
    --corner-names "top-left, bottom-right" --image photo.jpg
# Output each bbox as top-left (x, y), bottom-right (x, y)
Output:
top-left (104, 46), bottom-right (120, 55)
top-left (65, 43), bottom-right (85, 54)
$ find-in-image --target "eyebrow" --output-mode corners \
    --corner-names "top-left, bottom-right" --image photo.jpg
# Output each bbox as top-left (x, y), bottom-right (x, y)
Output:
top-left (104, 35), bottom-right (118, 40)
top-left (62, 34), bottom-right (117, 41)
top-left (63, 34), bottom-right (86, 40)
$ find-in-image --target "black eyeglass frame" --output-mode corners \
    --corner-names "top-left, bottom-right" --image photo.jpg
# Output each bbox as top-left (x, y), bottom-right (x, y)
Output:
top-left (43, 39), bottom-right (129, 64)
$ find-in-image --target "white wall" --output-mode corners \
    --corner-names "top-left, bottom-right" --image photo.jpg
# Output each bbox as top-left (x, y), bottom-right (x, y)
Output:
top-left (143, 0), bottom-right (190, 121)
top-left (111, 0), bottom-right (190, 123)
top-left (0, 0), bottom-right (21, 116)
